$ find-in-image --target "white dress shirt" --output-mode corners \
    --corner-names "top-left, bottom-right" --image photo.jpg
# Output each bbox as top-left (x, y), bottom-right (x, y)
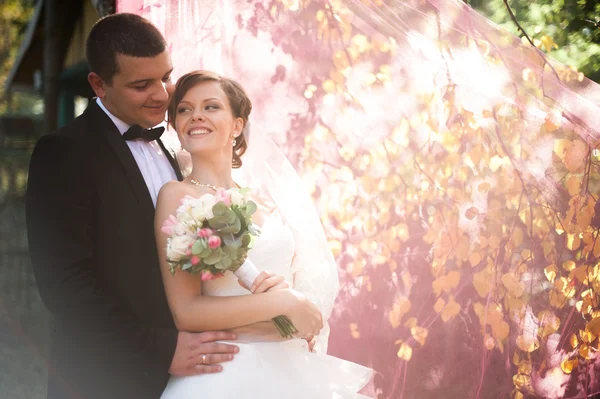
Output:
top-left (96, 98), bottom-right (177, 207)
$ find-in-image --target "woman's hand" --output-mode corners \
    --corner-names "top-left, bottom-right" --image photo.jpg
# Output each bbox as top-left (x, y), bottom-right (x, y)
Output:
top-left (238, 271), bottom-right (290, 293)
top-left (281, 289), bottom-right (323, 337)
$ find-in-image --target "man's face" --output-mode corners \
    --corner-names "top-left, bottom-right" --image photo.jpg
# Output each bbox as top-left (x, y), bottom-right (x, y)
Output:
top-left (98, 50), bottom-right (174, 128)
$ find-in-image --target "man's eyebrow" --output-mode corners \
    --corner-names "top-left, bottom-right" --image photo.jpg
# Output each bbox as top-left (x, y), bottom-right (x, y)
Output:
top-left (127, 78), bottom-right (152, 85)
top-left (127, 69), bottom-right (173, 85)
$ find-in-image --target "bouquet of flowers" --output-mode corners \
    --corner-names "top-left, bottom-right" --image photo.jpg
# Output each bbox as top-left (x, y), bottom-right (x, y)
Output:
top-left (161, 187), bottom-right (298, 338)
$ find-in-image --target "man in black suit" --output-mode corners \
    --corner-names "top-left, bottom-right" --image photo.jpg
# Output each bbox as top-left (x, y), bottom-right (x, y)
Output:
top-left (26, 13), bottom-right (239, 399)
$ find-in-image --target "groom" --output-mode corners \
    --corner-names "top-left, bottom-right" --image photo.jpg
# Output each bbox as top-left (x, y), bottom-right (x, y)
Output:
top-left (26, 13), bottom-right (239, 399)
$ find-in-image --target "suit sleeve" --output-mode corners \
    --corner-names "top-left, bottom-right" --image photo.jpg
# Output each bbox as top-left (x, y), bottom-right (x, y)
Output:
top-left (26, 134), bottom-right (177, 393)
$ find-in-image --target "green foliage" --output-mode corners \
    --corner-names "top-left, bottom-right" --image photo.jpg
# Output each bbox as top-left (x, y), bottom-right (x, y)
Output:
top-left (472, 0), bottom-right (600, 82)
top-left (0, 0), bottom-right (38, 114)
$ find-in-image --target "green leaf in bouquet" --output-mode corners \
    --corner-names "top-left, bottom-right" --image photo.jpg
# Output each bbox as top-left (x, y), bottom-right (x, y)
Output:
top-left (241, 233), bottom-right (252, 248)
top-left (212, 202), bottom-right (229, 216)
top-left (248, 223), bottom-right (261, 236)
top-left (218, 217), bottom-right (241, 234)
top-left (244, 200), bottom-right (257, 217)
top-left (203, 249), bottom-right (222, 265)
top-left (222, 208), bottom-right (239, 224)
top-left (191, 239), bottom-right (206, 255)
top-left (233, 208), bottom-right (248, 232)
top-left (199, 246), bottom-right (212, 258)
top-left (215, 256), bottom-right (232, 270)
top-left (223, 233), bottom-right (242, 248)
top-left (222, 245), bottom-right (238, 259)
top-left (208, 215), bottom-right (229, 229)
top-left (182, 261), bottom-right (193, 271)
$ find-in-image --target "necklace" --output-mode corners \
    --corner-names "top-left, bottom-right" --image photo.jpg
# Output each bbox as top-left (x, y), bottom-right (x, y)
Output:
top-left (188, 177), bottom-right (218, 191)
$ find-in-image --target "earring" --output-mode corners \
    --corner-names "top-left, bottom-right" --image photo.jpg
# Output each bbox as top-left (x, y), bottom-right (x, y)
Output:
top-left (232, 138), bottom-right (237, 147)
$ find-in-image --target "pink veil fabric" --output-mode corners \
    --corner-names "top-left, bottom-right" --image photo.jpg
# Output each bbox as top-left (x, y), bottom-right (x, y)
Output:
top-left (117, 0), bottom-right (600, 397)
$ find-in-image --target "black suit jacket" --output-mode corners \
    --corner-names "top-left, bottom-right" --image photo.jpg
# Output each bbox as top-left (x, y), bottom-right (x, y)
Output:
top-left (26, 101), bottom-right (183, 399)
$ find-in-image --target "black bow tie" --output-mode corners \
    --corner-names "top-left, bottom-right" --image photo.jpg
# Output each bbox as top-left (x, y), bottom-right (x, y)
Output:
top-left (122, 125), bottom-right (165, 142)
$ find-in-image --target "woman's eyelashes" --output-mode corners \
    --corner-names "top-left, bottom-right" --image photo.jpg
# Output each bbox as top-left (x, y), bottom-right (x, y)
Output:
top-left (176, 104), bottom-right (220, 114)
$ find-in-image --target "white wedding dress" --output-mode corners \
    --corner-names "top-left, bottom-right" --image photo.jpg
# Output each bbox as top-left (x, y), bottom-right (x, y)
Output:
top-left (161, 211), bottom-right (372, 398)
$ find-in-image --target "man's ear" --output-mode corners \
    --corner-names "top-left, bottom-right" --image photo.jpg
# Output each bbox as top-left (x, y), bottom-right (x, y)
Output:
top-left (88, 72), bottom-right (108, 98)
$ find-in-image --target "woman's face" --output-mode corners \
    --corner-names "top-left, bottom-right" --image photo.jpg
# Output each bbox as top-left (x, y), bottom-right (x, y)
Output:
top-left (174, 81), bottom-right (243, 158)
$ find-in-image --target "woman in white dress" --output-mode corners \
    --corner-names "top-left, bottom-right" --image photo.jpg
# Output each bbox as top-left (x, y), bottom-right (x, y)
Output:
top-left (154, 70), bottom-right (372, 398)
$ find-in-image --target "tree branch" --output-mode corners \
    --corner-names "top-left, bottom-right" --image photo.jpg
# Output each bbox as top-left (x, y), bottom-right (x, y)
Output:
top-left (503, 0), bottom-right (536, 48)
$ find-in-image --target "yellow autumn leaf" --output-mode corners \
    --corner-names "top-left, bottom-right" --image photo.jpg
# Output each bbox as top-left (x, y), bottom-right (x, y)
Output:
top-left (570, 265), bottom-right (589, 284)
top-left (388, 297), bottom-right (411, 328)
top-left (540, 35), bottom-right (559, 52)
top-left (516, 335), bottom-right (539, 352)
top-left (538, 310), bottom-right (560, 338)
top-left (579, 328), bottom-right (595, 344)
top-left (329, 240), bottom-right (342, 258)
top-left (441, 297), bottom-right (461, 322)
top-left (512, 227), bottom-right (524, 248)
top-left (563, 260), bottom-right (576, 272)
top-left (570, 333), bottom-right (579, 349)
top-left (349, 323), bottom-right (360, 339)
top-left (403, 317), bottom-right (418, 329)
top-left (502, 273), bottom-right (524, 298)
top-left (512, 373), bottom-right (531, 391)
top-left (561, 357), bottom-right (578, 374)
top-left (566, 233), bottom-right (581, 251)
top-left (469, 251), bottom-right (482, 267)
top-left (577, 197), bottom-right (595, 232)
top-left (472, 302), bottom-right (486, 326)
top-left (473, 267), bottom-right (493, 298)
top-left (411, 326), bottom-right (428, 346)
top-left (579, 344), bottom-right (591, 360)
top-left (434, 298), bottom-right (445, 313)
top-left (432, 271), bottom-right (460, 296)
top-left (478, 182), bottom-right (492, 194)
top-left (549, 290), bottom-right (566, 309)
top-left (587, 317), bottom-right (600, 335)
top-left (554, 139), bottom-right (571, 159)
top-left (517, 360), bottom-right (532, 375)
top-left (544, 264), bottom-right (558, 283)
top-left (322, 79), bottom-right (336, 93)
top-left (491, 320), bottom-right (510, 341)
top-left (397, 342), bottom-right (412, 361)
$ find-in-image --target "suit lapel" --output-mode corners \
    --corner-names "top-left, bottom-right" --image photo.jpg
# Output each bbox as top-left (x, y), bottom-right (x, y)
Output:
top-left (157, 138), bottom-right (183, 181)
top-left (85, 101), bottom-right (156, 222)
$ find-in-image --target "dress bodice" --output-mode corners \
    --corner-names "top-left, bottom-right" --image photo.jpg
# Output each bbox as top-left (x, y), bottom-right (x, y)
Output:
top-left (201, 211), bottom-right (295, 297)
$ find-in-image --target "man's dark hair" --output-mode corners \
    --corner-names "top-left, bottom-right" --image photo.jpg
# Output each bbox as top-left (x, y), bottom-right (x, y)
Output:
top-left (86, 13), bottom-right (166, 84)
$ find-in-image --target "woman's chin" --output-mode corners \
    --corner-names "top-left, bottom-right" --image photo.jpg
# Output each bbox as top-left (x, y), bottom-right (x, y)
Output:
top-left (183, 144), bottom-right (219, 157)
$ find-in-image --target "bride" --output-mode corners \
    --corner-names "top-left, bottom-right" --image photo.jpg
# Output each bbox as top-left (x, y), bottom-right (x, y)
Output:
top-left (154, 69), bottom-right (372, 398)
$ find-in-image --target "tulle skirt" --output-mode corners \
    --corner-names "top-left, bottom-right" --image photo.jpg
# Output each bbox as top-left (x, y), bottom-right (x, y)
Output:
top-left (161, 339), bottom-right (373, 398)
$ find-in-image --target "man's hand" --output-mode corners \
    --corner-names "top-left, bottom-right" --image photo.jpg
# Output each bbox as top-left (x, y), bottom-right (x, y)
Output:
top-left (169, 331), bottom-right (239, 376)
